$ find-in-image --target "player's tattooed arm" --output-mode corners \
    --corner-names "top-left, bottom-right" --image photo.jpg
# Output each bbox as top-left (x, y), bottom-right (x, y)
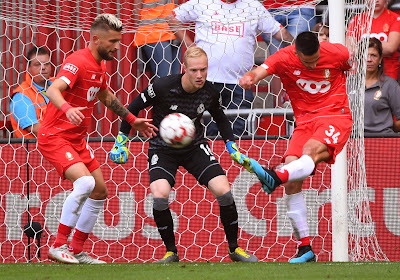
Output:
top-left (98, 89), bottom-right (129, 118)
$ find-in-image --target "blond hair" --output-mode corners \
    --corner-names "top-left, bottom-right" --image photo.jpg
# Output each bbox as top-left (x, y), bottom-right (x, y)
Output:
top-left (91, 13), bottom-right (123, 33)
top-left (184, 46), bottom-right (207, 66)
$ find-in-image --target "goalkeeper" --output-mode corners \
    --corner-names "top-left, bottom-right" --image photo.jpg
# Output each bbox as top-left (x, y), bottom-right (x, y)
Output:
top-left (110, 46), bottom-right (258, 263)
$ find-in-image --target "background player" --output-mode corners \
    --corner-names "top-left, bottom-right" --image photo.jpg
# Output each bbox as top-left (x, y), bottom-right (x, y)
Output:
top-left (37, 14), bottom-right (157, 264)
top-left (110, 46), bottom-right (258, 263)
top-left (239, 31), bottom-right (353, 263)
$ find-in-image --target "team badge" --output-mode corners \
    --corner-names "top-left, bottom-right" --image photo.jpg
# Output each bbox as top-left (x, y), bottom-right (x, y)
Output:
top-left (65, 152), bottom-right (74, 161)
top-left (63, 63), bottom-right (78, 75)
top-left (197, 103), bottom-right (205, 114)
top-left (383, 23), bottom-right (389, 33)
top-left (374, 90), bottom-right (382, 100)
top-left (151, 154), bottom-right (159, 165)
top-left (324, 69), bottom-right (330, 79)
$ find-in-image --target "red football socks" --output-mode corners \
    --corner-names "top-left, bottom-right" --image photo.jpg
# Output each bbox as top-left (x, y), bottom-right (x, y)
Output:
top-left (298, 236), bottom-right (310, 247)
top-left (276, 168), bottom-right (289, 183)
top-left (53, 223), bottom-right (73, 248)
top-left (69, 229), bottom-right (90, 254)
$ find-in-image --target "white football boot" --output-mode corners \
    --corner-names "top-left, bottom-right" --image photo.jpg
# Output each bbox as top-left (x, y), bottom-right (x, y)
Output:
top-left (48, 244), bottom-right (79, 264)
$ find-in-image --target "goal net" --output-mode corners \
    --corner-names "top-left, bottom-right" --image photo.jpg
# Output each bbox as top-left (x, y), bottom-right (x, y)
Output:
top-left (0, 0), bottom-right (392, 263)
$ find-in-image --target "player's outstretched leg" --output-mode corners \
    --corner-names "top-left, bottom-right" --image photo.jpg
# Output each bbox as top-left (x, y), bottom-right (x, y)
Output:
top-left (289, 245), bottom-right (316, 263)
top-left (109, 132), bottom-right (129, 164)
top-left (248, 159), bottom-right (282, 194)
top-left (229, 247), bottom-right (258, 262)
top-left (48, 244), bottom-right (79, 264)
top-left (154, 251), bottom-right (180, 263)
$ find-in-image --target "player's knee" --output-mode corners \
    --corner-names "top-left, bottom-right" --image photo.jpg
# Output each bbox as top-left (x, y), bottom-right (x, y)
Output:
top-left (73, 175), bottom-right (96, 198)
top-left (153, 197), bottom-right (169, 211)
top-left (216, 190), bottom-right (234, 206)
top-left (90, 184), bottom-right (108, 200)
top-left (284, 181), bottom-right (303, 195)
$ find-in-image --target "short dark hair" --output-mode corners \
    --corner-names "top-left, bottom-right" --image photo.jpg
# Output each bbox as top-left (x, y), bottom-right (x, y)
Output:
top-left (91, 13), bottom-right (123, 33)
top-left (27, 46), bottom-right (50, 64)
top-left (295, 31), bottom-right (320, 56)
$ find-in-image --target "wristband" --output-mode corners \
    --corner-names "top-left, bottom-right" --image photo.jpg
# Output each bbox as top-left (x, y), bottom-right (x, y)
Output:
top-left (60, 103), bottom-right (72, 114)
top-left (125, 112), bottom-right (137, 125)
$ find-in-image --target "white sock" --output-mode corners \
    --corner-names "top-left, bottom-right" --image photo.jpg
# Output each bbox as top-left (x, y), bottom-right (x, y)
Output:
top-left (286, 192), bottom-right (309, 240)
top-left (75, 198), bottom-right (105, 233)
top-left (281, 155), bottom-right (315, 182)
top-left (59, 176), bottom-right (96, 228)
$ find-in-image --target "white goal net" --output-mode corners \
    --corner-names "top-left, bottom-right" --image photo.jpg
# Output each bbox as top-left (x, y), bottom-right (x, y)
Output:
top-left (0, 0), bottom-right (392, 263)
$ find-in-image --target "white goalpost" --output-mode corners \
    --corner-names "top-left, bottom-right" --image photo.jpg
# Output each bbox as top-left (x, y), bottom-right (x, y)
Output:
top-left (0, 0), bottom-right (391, 263)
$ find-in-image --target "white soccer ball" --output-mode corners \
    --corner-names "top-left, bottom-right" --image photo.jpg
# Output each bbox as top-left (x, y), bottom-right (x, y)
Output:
top-left (159, 113), bottom-right (195, 148)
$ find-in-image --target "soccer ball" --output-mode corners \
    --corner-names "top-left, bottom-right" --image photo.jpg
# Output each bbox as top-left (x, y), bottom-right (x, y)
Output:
top-left (159, 113), bottom-right (195, 148)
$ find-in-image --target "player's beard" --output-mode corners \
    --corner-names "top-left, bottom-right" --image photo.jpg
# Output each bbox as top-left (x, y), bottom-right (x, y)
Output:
top-left (98, 46), bottom-right (115, 61)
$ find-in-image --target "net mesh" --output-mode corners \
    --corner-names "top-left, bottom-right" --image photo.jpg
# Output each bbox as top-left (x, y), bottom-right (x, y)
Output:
top-left (0, 0), bottom-right (393, 263)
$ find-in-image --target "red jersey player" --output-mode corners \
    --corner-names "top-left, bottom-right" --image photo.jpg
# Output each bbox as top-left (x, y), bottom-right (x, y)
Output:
top-left (239, 31), bottom-right (353, 263)
top-left (37, 14), bottom-right (157, 264)
top-left (347, 0), bottom-right (400, 80)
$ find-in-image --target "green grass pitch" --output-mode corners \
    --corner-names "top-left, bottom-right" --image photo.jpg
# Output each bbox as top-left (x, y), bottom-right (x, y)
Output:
top-left (1, 262), bottom-right (400, 280)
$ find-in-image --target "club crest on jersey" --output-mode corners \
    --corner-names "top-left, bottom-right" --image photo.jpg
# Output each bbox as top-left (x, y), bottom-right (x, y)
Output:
top-left (197, 103), bottom-right (205, 114)
top-left (147, 83), bottom-right (156, 98)
top-left (63, 63), bottom-right (79, 75)
top-left (374, 90), bottom-right (382, 100)
top-left (87, 86), bottom-right (100, 101)
top-left (151, 154), bottom-right (159, 165)
top-left (324, 69), bottom-right (330, 79)
top-left (65, 152), bottom-right (74, 161)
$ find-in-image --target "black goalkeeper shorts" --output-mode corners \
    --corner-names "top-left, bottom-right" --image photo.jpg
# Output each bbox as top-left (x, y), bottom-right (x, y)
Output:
top-left (148, 142), bottom-right (225, 188)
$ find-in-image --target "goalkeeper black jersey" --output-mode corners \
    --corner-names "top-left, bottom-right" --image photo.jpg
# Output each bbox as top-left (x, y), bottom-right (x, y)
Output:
top-left (120, 74), bottom-right (235, 149)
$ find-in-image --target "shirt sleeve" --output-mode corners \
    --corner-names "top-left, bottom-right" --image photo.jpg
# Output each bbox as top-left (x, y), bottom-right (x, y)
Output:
top-left (335, 43), bottom-right (352, 71)
top-left (257, 6), bottom-right (281, 35)
top-left (57, 58), bottom-right (85, 89)
top-left (119, 83), bottom-right (157, 135)
top-left (207, 88), bottom-right (235, 142)
top-left (388, 79), bottom-right (400, 120)
top-left (10, 92), bottom-right (39, 129)
top-left (173, 0), bottom-right (199, 23)
top-left (390, 11), bottom-right (400, 33)
top-left (261, 50), bottom-right (283, 76)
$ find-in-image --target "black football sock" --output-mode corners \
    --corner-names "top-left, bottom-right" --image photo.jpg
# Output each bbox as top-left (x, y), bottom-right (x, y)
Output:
top-left (220, 202), bottom-right (239, 252)
top-left (153, 208), bottom-right (177, 254)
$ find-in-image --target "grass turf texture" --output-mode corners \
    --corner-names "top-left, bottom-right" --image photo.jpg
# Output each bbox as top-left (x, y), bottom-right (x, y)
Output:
top-left (1, 262), bottom-right (400, 280)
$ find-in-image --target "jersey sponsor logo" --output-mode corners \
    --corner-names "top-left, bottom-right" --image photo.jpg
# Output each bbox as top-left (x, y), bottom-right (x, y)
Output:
top-left (370, 32), bottom-right (388, 42)
top-left (63, 63), bottom-right (79, 75)
top-left (148, 83), bottom-right (156, 98)
top-left (91, 74), bottom-right (96, 80)
top-left (87, 86), bottom-right (100, 101)
top-left (211, 21), bottom-right (244, 37)
top-left (296, 78), bottom-right (331, 94)
top-left (293, 70), bottom-right (301, 76)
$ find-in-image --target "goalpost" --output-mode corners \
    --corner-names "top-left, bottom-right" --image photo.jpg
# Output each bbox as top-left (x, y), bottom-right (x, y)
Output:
top-left (0, 0), bottom-right (390, 263)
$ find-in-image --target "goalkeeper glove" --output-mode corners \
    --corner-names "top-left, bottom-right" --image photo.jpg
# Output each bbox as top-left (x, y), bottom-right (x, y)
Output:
top-left (109, 132), bottom-right (129, 164)
top-left (226, 141), bottom-right (253, 172)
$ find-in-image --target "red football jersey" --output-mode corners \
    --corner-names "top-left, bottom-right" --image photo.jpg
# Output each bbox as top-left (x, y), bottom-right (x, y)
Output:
top-left (263, 0), bottom-right (314, 9)
top-left (261, 41), bottom-right (352, 125)
top-left (40, 47), bottom-right (108, 140)
top-left (348, 9), bottom-right (400, 79)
